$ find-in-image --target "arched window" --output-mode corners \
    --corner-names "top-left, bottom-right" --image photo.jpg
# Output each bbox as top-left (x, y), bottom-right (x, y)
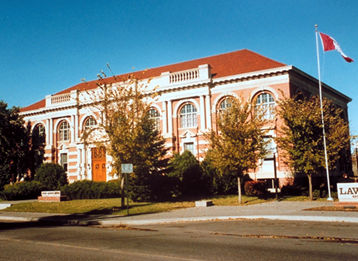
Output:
top-left (218, 97), bottom-right (233, 113)
top-left (255, 92), bottom-right (275, 120)
top-left (58, 121), bottom-right (70, 142)
top-left (180, 103), bottom-right (197, 128)
top-left (148, 108), bottom-right (160, 130)
top-left (34, 124), bottom-right (45, 136)
top-left (84, 116), bottom-right (96, 130)
top-left (33, 124), bottom-right (46, 144)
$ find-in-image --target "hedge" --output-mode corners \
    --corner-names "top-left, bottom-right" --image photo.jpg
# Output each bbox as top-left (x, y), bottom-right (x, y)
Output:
top-left (61, 180), bottom-right (121, 200)
top-left (1, 181), bottom-right (45, 200)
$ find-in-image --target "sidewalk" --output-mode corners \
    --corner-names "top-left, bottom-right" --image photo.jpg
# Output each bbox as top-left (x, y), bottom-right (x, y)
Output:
top-left (1, 200), bottom-right (358, 226)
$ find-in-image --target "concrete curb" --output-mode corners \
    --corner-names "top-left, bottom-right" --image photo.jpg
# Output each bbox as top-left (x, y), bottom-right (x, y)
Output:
top-left (0, 215), bottom-right (40, 222)
top-left (2, 215), bottom-right (358, 226)
top-left (236, 215), bottom-right (358, 224)
top-left (95, 215), bottom-right (358, 226)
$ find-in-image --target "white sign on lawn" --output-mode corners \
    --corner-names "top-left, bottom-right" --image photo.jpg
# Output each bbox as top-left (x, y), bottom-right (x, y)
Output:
top-left (121, 163), bottom-right (133, 174)
top-left (337, 183), bottom-right (358, 202)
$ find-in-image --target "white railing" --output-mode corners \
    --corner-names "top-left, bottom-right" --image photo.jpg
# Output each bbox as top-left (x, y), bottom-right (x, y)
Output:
top-left (46, 90), bottom-right (77, 107)
top-left (51, 93), bottom-right (71, 104)
top-left (169, 68), bottom-right (199, 84)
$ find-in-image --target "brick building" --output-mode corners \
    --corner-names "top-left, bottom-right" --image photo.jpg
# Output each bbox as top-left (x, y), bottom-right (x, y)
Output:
top-left (20, 49), bottom-right (351, 185)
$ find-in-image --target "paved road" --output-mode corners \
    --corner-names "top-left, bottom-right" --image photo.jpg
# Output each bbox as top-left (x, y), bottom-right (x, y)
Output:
top-left (2, 201), bottom-right (358, 226)
top-left (1, 219), bottom-right (358, 260)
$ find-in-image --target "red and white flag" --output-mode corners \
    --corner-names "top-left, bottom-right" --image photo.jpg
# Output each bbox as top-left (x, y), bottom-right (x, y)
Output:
top-left (319, 32), bottom-right (353, 63)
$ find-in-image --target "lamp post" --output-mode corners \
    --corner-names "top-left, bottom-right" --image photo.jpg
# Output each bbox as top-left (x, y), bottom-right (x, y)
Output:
top-left (121, 163), bottom-right (133, 216)
top-left (273, 146), bottom-right (279, 200)
top-left (273, 153), bottom-right (278, 200)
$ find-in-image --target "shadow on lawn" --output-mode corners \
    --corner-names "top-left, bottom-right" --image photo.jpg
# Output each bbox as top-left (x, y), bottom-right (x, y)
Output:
top-left (0, 195), bottom-right (214, 231)
top-left (0, 203), bottom-right (159, 232)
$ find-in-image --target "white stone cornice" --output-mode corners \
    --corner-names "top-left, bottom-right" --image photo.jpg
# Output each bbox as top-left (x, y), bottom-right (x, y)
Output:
top-left (212, 66), bottom-right (292, 85)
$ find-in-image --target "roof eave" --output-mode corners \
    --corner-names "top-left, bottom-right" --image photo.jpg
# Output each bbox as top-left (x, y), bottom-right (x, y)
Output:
top-left (290, 66), bottom-right (352, 103)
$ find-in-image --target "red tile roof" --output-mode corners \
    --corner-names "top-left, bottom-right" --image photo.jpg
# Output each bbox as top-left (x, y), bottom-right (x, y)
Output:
top-left (21, 49), bottom-right (285, 112)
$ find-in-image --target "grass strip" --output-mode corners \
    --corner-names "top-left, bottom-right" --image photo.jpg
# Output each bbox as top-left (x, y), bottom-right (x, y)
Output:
top-left (2, 195), bottom-right (265, 215)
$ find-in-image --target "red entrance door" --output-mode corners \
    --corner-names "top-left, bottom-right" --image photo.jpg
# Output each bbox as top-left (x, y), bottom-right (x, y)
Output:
top-left (91, 147), bottom-right (106, 181)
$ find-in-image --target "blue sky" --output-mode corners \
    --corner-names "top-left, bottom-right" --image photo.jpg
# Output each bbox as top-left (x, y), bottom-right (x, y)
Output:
top-left (1, 0), bottom-right (357, 137)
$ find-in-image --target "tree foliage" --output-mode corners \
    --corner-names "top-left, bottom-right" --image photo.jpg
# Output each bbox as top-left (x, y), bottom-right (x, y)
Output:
top-left (85, 74), bottom-right (169, 202)
top-left (34, 163), bottom-right (68, 190)
top-left (0, 101), bottom-right (45, 190)
top-left (276, 95), bottom-right (350, 200)
top-left (26, 122), bottom-right (46, 178)
top-left (206, 98), bottom-right (267, 203)
top-left (168, 151), bottom-right (207, 197)
top-left (126, 112), bottom-right (171, 201)
top-left (0, 101), bottom-right (30, 189)
top-left (201, 153), bottom-right (238, 195)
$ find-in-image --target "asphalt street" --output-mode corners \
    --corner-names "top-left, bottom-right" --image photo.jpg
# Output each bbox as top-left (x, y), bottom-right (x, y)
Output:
top-left (1, 219), bottom-right (358, 260)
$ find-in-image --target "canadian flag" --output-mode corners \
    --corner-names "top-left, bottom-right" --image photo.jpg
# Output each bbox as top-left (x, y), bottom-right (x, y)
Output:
top-left (319, 32), bottom-right (353, 63)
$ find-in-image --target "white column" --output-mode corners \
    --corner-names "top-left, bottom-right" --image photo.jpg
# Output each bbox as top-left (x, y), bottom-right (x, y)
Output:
top-left (206, 94), bottom-right (212, 130)
top-left (71, 115), bottom-right (75, 143)
top-left (75, 115), bottom-right (80, 141)
top-left (73, 114), bottom-right (78, 142)
top-left (49, 118), bottom-right (53, 146)
top-left (162, 101), bottom-right (167, 134)
top-left (78, 148), bottom-right (82, 179)
top-left (200, 95), bottom-right (205, 130)
top-left (46, 119), bottom-right (50, 145)
top-left (87, 148), bottom-right (92, 180)
top-left (82, 147), bottom-right (86, 178)
top-left (168, 100), bottom-right (173, 135)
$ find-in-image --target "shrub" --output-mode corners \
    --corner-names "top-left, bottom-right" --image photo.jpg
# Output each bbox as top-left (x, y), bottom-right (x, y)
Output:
top-left (312, 189), bottom-right (321, 199)
top-left (168, 151), bottom-right (206, 198)
top-left (244, 180), bottom-right (267, 197)
top-left (201, 157), bottom-right (230, 195)
top-left (128, 172), bottom-right (175, 202)
top-left (331, 191), bottom-right (338, 199)
top-left (34, 163), bottom-right (68, 190)
top-left (1, 181), bottom-right (44, 200)
top-left (61, 180), bottom-right (121, 200)
top-left (280, 184), bottom-right (302, 196)
top-left (0, 166), bottom-right (11, 191)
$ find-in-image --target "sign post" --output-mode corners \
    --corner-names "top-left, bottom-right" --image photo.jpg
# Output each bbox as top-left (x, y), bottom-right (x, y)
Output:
top-left (121, 163), bottom-right (133, 216)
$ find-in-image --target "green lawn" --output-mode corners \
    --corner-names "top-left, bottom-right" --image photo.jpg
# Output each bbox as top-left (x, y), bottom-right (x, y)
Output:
top-left (1, 195), bottom-right (266, 216)
top-left (1, 194), bottom-right (332, 216)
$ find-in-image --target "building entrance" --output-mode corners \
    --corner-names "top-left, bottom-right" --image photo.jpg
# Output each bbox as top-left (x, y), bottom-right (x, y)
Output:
top-left (91, 147), bottom-right (106, 181)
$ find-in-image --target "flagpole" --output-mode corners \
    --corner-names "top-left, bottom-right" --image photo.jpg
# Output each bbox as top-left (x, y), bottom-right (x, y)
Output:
top-left (315, 24), bottom-right (333, 201)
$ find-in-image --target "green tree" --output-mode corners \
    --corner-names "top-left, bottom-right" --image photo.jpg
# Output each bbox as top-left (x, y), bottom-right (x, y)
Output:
top-left (25, 122), bottom-right (45, 179)
top-left (34, 163), bottom-right (68, 190)
top-left (276, 95), bottom-right (350, 200)
top-left (201, 153), bottom-right (237, 195)
top-left (127, 111), bottom-right (170, 201)
top-left (206, 98), bottom-right (267, 204)
top-left (84, 74), bottom-right (169, 204)
top-left (0, 101), bottom-right (29, 189)
top-left (168, 151), bottom-right (205, 198)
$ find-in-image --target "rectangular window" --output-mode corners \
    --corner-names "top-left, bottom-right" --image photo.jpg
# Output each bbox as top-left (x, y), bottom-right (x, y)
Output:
top-left (263, 137), bottom-right (275, 159)
top-left (60, 153), bottom-right (68, 171)
top-left (184, 142), bottom-right (195, 155)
